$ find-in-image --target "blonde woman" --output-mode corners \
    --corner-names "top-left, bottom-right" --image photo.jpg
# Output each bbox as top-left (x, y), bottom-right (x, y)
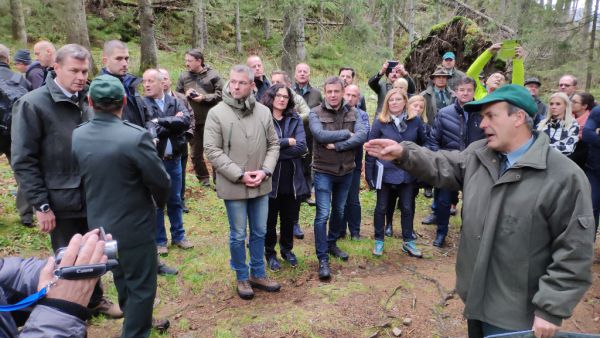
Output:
top-left (392, 78), bottom-right (409, 96)
top-left (365, 88), bottom-right (426, 257)
top-left (537, 92), bottom-right (579, 156)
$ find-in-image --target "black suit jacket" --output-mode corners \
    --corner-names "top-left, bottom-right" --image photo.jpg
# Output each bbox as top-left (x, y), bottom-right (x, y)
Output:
top-left (143, 95), bottom-right (191, 158)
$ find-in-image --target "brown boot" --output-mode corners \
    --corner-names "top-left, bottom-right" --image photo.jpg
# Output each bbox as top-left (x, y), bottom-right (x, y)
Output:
top-left (237, 280), bottom-right (254, 300)
top-left (249, 276), bottom-right (281, 292)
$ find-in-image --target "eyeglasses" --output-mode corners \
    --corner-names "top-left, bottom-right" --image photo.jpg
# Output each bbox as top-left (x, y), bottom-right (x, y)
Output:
top-left (559, 83), bottom-right (572, 87)
top-left (275, 94), bottom-right (290, 100)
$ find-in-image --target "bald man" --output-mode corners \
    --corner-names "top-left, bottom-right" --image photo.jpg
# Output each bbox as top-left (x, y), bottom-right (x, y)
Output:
top-left (29, 40), bottom-right (56, 89)
top-left (247, 55), bottom-right (270, 101)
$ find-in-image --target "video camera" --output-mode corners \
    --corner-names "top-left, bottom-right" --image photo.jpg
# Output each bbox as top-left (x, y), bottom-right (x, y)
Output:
top-left (53, 227), bottom-right (119, 280)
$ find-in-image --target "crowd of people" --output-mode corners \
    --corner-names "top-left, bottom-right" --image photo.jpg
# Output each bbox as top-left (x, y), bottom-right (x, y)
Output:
top-left (0, 38), bottom-right (598, 338)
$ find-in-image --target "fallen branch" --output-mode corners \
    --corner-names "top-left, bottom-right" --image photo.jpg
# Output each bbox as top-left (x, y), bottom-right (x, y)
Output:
top-left (403, 266), bottom-right (454, 307)
top-left (438, 0), bottom-right (516, 37)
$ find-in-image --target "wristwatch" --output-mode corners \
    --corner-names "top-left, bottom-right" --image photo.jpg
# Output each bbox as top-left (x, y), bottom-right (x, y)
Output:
top-left (37, 203), bottom-right (51, 213)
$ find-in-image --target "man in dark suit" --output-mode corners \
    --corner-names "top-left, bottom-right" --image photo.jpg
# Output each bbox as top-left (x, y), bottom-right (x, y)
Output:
top-left (72, 74), bottom-right (171, 337)
top-left (142, 68), bottom-right (193, 256)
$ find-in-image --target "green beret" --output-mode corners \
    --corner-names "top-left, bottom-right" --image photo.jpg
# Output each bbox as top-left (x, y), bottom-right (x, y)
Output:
top-left (89, 75), bottom-right (125, 103)
top-left (463, 84), bottom-right (538, 117)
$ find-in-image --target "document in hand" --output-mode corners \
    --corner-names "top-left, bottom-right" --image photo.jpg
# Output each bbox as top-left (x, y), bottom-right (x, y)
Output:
top-left (374, 161), bottom-right (384, 190)
top-left (496, 39), bottom-right (519, 61)
top-left (486, 330), bottom-right (600, 338)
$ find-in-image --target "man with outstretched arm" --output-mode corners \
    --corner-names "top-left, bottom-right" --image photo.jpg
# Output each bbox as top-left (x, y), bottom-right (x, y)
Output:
top-left (365, 85), bottom-right (595, 338)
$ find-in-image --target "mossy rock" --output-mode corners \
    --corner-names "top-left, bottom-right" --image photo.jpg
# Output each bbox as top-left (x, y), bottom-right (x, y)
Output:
top-left (404, 16), bottom-right (507, 91)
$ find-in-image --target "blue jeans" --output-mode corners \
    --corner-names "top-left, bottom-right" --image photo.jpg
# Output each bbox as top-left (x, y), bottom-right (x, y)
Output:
top-left (313, 172), bottom-right (353, 261)
top-left (343, 168), bottom-right (362, 237)
top-left (156, 158), bottom-right (185, 246)
top-left (224, 195), bottom-right (268, 281)
top-left (434, 188), bottom-right (458, 236)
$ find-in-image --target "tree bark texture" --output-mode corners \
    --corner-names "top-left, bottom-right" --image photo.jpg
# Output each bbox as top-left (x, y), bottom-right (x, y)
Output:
top-left (63, 0), bottom-right (97, 74)
top-left (139, 0), bottom-right (158, 72)
top-left (386, 1), bottom-right (395, 50)
top-left (281, 3), bottom-right (306, 78)
top-left (235, 0), bottom-right (242, 54)
top-left (192, 0), bottom-right (207, 49)
top-left (10, 0), bottom-right (27, 44)
top-left (585, 0), bottom-right (599, 90)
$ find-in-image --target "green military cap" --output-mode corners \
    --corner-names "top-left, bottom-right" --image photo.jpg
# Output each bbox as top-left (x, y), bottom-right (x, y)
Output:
top-left (463, 84), bottom-right (538, 117)
top-left (89, 74), bottom-right (125, 103)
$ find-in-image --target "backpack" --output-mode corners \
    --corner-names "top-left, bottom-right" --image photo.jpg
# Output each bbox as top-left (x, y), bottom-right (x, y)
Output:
top-left (0, 73), bottom-right (29, 137)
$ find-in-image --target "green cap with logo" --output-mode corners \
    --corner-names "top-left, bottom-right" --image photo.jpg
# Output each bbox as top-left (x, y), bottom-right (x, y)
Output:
top-left (463, 84), bottom-right (538, 117)
top-left (89, 74), bottom-right (125, 104)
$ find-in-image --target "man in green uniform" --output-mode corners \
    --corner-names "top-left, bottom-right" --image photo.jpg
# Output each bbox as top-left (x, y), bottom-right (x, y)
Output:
top-left (72, 75), bottom-right (171, 337)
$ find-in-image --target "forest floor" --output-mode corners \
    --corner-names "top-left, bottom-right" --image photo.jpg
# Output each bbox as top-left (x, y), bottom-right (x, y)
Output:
top-left (0, 156), bottom-right (598, 338)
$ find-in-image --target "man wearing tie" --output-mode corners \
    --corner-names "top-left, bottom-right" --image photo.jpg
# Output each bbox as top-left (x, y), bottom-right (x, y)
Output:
top-left (142, 69), bottom-right (193, 256)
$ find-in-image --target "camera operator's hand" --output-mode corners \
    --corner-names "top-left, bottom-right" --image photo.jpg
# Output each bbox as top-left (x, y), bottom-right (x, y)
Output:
top-left (37, 229), bottom-right (108, 307)
top-left (396, 64), bottom-right (408, 77)
top-left (36, 209), bottom-right (56, 233)
top-left (379, 61), bottom-right (389, 76)
top-left (515, 46), bottom-right (525, 59)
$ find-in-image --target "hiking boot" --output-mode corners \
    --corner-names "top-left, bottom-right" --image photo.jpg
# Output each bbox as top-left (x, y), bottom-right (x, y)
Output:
top-left (182, 199), bottom-right (189, 213)
top-left (421, 214), bottom-right (437, 225)
top-left (157, 261), bottom-right (178, 276)
top-left (372, 240), bottom-right (384, 256)
top-left (91, 297), bottom-right (123, 319)
top-left (384, 223), bottom-right (393, 237)
top-left (293, 223), bottom-right (304, 239)
top-left (402, 240), bottom-right (423, 258)
top-left (199, 177), bottom-right (211, 188)
top-left (152, 318), bottom-right (170, 332)
top-left (249, 276), bottom-right (281, 292)
top-left (157, 245), bottom-right (168, 256)
top-left (433, 233), bottom-right (446, 247)
top-left (282, 251), bottom-right (298, 267)
top-left (424, 188), bottom-right (433, 198)
top-left (237, 280), bottom-right (254, 300)
top-left (328, 246), bottom-right (349, 261)
top-left (318, 259), bottom-right (331, 281)
top-left (173, 239), bottom-right (194, 250)
top-left (267, 255), bottom-right (281, 272)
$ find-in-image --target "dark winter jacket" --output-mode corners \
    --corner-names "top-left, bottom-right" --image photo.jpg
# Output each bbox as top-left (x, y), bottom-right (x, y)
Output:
top-left (176, 66), bottom-right (224, 126)
top-left (11, 72), bottom-right (93, 218)
top-left (293, 82), bottom-right (322, 109)
top-left (428, 100), bottom-right (485, 152)
top-left (254, 75), bottom-right (271, 101)
top-left (25, 61), bottom-right (45, 89)
top-left (100, 69), bottom-right (152, 129)
top-left (368, 72), bottom-right (416, 113)
top-left (583, 106), bottom-right (600, 171)
top-left (270, 113), bottom-right (309, 199)
top-left (365, 115), bottom-right (426, 185)
top-left (1, 257), bottom-right (90, 337)
top-left (143, 95), bottom-right (191, 158)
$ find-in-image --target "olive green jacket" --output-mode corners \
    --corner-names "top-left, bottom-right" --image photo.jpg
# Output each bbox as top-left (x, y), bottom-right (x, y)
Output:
top-left (72, 112), bottom-right (170, 249)
top-left (394, 132), bottom-right (594, 330)
top-left (204, 85), bottom-right (279, 200)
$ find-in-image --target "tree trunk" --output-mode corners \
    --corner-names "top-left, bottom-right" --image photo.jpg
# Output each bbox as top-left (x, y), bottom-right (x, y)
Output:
top-left (387, 1), bottom-right (395, 50)
top-left (192, 0), bottom-right (207, 49)
top-left (584, 0), bottom-right (594, 42)
top-left (10, 0), bottom-right (27, 45)
top-left (262, 2), bottom-right (270, 40)
top-left (585, 0), bottom-right (599, 90)
top-left (281, 3), bottom-right (306, 77)
top-left (235, 0), bottom-right (242, 54)
top-left (408, 0), bottom-right (415, 43)
top-left (63, 0), bottom-right (97, 74)
top-left (539, 0), bottom-right (544, 7)
top-left (318, 0), bottom-right (324, 45)
top-left (138, 0), bottom-right (158, 72)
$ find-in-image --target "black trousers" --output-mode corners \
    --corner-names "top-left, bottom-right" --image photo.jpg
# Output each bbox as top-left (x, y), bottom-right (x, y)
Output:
top-left (266, 194), bottom-right (300, 257)
top-left (112, 242), bottom-right (157, 338)
top-left (52, 217), bottom-right (103, 307)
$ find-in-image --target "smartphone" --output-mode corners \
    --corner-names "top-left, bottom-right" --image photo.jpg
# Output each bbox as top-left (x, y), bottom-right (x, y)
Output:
top-left (386, 60), bottom-right (399, 74)
top-left (188, 90), bottom-right (199, 99)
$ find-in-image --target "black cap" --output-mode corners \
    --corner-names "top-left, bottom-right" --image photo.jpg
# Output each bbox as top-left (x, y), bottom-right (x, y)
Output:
top-left (524, 77), bottom-right (541, 87)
